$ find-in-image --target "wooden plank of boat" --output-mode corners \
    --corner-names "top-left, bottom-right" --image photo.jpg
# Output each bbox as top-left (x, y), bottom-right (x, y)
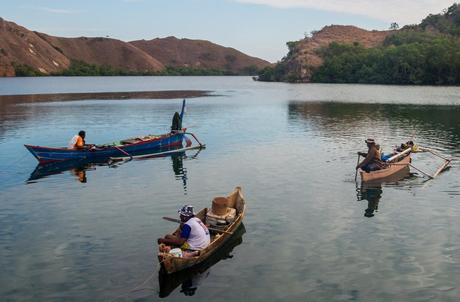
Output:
top-left (360, 155), bottom-right (411, 182)
top-left (158, 186), bottom-right (246, 274)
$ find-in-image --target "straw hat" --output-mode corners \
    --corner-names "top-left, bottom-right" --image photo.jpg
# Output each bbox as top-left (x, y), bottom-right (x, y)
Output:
top-left (365, 138), bottom-right (376, 144)
top-left (211, 197), bottom-right (229, 216)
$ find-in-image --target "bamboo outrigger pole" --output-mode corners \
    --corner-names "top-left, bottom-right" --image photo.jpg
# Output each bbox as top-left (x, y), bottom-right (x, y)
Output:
top-left (432, 160), bottom-right (451, 178)
top-left (418, 146), bottom-right (451, 178)
top-left (385, 147), bottom-right (412, 162)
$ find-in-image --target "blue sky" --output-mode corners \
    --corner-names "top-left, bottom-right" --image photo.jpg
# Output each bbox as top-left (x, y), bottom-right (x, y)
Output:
top-left (2, 0), bottom-right (457, 62)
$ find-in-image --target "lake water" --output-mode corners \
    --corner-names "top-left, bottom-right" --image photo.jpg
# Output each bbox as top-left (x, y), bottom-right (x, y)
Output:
top-left (1, 77), bottom-right (460, 301)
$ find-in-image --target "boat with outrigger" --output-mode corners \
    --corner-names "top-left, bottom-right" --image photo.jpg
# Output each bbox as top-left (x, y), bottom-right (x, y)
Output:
top-left (356, 140), bottom-right (451, 183)
top-left (25, 100), bottom-right (205, 164)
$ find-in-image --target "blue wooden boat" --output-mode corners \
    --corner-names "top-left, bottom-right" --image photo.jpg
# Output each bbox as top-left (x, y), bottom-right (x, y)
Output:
top-left (25, 100), bottom-right (204, 164)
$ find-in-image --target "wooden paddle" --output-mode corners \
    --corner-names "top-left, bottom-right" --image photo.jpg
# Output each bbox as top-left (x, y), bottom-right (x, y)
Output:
top-left (162, 216), bottom-right (233, 235)
top-left (354, 153), bottom-right (361, 182)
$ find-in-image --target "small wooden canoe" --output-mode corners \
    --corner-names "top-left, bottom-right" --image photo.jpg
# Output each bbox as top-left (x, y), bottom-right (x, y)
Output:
top-left (360, 155), bottom-right (411, 182)
top-left (158, 224), bottom-right (246, 298)
top-left (158, 186), bottom-right (246, 274)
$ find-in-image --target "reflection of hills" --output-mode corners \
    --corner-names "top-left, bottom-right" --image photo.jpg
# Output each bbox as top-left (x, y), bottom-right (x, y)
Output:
top-left (288, 102), bottom-right (460, 149)
top-left (158, 224), bottom-right (246, 298)
top-left (0, 91), bottom-right (208, 140)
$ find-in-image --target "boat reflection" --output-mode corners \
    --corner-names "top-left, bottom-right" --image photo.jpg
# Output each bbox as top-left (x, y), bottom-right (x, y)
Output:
top-left (356, 184), bottom-right (382, 218)
top-left (27, 146), bottom-right (203, 185)
top-left (356, 167), bottom-right (411, 218)
top-left (158, 224), bottom-right (246, 298)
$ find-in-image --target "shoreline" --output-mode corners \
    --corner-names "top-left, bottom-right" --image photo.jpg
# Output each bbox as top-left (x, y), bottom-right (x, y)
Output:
top-left (0, 90), bottom-right (212, 103)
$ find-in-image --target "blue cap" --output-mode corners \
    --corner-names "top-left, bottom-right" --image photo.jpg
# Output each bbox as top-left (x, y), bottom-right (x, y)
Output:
top-left (178, 205), bottom-right (194, 217)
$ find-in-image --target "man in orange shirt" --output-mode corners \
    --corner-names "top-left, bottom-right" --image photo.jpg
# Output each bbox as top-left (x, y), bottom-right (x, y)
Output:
top-left (68, 130), bottom-right (88, 149)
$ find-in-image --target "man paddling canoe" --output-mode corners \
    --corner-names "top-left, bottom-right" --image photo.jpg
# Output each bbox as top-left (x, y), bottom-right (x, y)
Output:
top-left (356, 138), bottom-right (386, 173)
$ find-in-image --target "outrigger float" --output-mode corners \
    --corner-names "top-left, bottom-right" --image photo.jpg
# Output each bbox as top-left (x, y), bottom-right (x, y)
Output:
top-left (25, 100), bottom-right (205, 164)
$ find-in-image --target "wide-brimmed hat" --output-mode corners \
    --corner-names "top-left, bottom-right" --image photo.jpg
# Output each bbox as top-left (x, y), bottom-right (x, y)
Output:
top-left (178, 205), bottom-right (195, 217)
top-left (365, 138), bottom-right (376, 144)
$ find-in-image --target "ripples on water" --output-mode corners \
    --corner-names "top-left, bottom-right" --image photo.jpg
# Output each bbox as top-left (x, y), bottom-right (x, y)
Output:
top-left (1, 77), bottom-right (460, 301)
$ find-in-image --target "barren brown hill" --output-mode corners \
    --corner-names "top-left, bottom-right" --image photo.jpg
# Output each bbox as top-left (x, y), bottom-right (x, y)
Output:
top-left (0, 18), bottom-right (70, 76)
top-left (36, 33), bottom-right (164, 73)
top-left (1, 17), bottom-right (270, 76)
top-left (283, 25), bottom-right (392, 82)
top-left (130, 36), bottom-right (271, 73)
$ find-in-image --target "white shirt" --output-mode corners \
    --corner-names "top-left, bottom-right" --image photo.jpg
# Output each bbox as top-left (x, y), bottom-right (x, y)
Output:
top-left (68, 135), bottom-right (79, 149)
top-left (184, 217), bottom-right (210, 250)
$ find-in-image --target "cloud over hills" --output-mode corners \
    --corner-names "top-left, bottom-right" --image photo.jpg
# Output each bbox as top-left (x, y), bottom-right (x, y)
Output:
top-left (235, 0), bottom-right (457, 24)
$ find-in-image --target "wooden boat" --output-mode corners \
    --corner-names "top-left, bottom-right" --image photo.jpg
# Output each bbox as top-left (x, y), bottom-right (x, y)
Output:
top-left (158, 186), bottom-right (246, 274)
top-left (158, 224), bottom-right (246, 298)
top-left (24, 100), bottom-right (204, 164)
top-left (360, 154), bottom-right (411, 182)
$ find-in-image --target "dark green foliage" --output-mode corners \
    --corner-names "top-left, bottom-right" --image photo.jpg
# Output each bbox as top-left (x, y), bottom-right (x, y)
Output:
top-left (12, 63), bottom-right (43, 76)
top-left (257, 63), bottom-right (290, 82)
top-left (51, 61), bottom-right (247, 76)
top-left (157, 66), bottom-right (228, 76)
top-left (261, 3), bottom-right (460, 85)
top-left (239, 65), bottom-right (260, 75)
top-left (312, 37), bottom-right (460, 85)
top-left (55, 60), bottom-right (131, 76)
top-left (420, 4), bottom-right (460, 35)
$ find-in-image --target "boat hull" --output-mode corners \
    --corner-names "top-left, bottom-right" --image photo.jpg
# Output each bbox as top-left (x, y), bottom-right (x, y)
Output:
top-left (158, 187), bottom-right (246, 274)
top-left (25, 132), bottom-right (184, 164)
top-left (360, 155), bottom-right (411, 182)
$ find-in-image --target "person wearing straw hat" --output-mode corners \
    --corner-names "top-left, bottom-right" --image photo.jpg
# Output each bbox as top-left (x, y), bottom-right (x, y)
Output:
top-left (158, 205), bottom-right (210, 251)
top-left (356, 138), bottom-right (386, 173)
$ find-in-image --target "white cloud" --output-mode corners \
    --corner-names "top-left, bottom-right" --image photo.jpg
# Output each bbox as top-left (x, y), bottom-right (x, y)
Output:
top-left (40, 7), bottom-right (80, 14)
top-left (235, 0), bottom-right (457, 24)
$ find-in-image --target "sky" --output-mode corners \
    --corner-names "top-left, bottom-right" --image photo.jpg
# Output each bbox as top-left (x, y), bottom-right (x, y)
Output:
top-left (1, 0), bottom-right (458, 62)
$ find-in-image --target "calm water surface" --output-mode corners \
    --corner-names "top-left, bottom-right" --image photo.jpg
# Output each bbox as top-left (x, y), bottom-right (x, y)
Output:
top-left (1, 77), bottom-right (460, 301)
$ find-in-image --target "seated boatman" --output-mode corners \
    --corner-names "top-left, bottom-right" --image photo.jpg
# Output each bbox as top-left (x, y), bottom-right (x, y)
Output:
top-left (158, 205), bottom-right (210, 251)
top-left (356, 138), bottom-right (386, 173)
top-left (68, 130), bottom-right (93, 150)
top-left (171, 111), bottom-right (182, 133)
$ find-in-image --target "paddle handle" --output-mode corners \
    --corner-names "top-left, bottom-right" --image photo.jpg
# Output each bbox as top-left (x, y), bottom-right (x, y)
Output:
top-left (354, 154), bottom-right (360, 181)
top-left (162, 216), bottom-right (233, 235)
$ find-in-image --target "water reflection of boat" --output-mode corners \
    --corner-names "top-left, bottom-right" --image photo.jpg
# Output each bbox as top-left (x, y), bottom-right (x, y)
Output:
top-left (356, 168), bottom-right (411, 217)
top-left (357, 183), bottom-right (383, 218)
top-left (27, 146), bottom-right (202, 184)
top-left (159, 224), bottom-right (246, 298)
top-left (28, 158), bottom-right (105, 183)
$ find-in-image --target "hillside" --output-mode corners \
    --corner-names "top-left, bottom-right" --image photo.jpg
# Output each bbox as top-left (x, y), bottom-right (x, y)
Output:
top-left (131, 36), bottom-right (270, 74)
top-left (0, 18), bottom-right (270, 77)
top-left (258, 3), bottom-right (460, 85)
top-left (35, 33), bottom-right (164, 73)
top-left (258, 25), bottom-right (392, 82)
top-left (0, 18), bottom-right (70, 76)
